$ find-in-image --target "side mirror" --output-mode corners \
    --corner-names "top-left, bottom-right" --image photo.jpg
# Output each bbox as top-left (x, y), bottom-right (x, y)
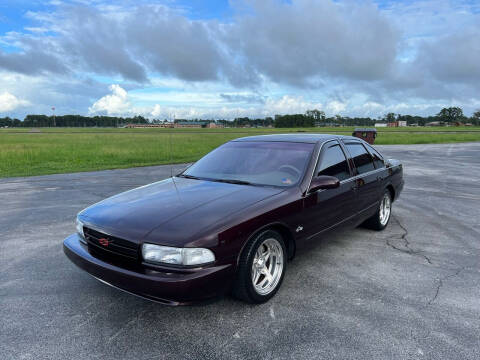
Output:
top-left (308, 175), bottom-right (340, 193)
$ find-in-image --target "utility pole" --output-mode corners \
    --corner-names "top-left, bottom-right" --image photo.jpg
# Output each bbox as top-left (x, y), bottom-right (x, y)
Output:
top-left (51, 106), bottom-right (56, 127)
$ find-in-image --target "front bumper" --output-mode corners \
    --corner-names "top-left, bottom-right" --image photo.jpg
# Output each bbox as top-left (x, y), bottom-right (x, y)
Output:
top-left (63, 234), bottom-right (234, 305)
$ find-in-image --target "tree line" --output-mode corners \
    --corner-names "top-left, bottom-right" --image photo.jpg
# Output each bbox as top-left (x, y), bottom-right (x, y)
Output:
top-left (0, 114), bottom-right (150, 128)
top-left (274, 107), bottom-right (480, 127)
top-left (1, 107), bottom-right (479, 128)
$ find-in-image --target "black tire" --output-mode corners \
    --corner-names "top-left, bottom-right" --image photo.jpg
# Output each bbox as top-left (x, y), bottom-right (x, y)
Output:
top-left (232, 229), bottom-right (287, 304)
top-left (363, 190), bottom-right (392, 231)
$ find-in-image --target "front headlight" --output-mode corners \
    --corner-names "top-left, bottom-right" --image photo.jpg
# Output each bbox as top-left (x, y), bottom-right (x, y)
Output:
top-left (142, 243), bottom-right (215, 266)
top-left (76, 218), bottom-right (85, 239)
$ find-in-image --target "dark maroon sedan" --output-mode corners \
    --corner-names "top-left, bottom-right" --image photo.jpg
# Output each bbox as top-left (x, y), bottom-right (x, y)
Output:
top-left (64, 134), bottom-right (403, 304)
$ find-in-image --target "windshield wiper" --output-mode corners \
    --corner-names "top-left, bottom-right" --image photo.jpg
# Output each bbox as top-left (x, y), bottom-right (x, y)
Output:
top-left (211, 179), bottom-right (253, 185)
top-left (177, 174), bottom-right (201, 180)
top-left (178, 175), bottom-right (253, 185)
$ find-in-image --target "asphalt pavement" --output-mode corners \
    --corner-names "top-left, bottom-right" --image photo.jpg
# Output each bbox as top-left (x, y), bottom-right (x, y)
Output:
top-left (1, 142), bottom-right (479, 360)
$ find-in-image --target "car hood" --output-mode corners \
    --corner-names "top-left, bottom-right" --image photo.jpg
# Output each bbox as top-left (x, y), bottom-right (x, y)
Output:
top-left (79, 177), bottom-right (284, 246)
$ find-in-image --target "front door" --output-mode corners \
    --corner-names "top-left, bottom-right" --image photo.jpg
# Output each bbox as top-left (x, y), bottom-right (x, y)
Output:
top-left (302, 140), bottom-right (357, 240)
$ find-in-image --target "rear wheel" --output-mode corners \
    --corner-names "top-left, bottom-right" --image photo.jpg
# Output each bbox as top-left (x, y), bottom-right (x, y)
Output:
top-left (232, 230), bottom-right (286, 303)
top-left (363, 190), bottom-right (392, 230)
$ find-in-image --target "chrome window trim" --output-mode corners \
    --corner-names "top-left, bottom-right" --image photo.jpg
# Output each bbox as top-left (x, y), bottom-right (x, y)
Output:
top-left (339, 167), bottom-right (384, 185)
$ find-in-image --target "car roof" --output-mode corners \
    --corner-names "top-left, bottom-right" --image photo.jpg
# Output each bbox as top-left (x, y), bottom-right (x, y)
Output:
top-left (232, 133), bottom-right (358, 143)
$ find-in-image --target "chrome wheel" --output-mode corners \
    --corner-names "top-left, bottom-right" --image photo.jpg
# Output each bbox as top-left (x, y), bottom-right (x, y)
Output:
top-left (251, 238), bottom-right (284, 295)
top-left (379, 193), bottom-right (391, 226)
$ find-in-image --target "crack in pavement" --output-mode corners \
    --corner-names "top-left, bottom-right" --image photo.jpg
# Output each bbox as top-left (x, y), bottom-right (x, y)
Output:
top-left (427, 267), bottom-right (465, 306)
top-left (386, 215), bottom-right (432, 265)
top-left (386, 216), bottom-right (468, 306)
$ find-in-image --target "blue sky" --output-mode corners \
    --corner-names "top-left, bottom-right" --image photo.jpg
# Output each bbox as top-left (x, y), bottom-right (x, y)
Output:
top-left (1, 0), bottom-right (479, 119)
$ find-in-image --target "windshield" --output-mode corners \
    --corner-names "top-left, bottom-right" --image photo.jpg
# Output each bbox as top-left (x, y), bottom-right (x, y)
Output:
top-left (181, 141), bottom-right (315, 187)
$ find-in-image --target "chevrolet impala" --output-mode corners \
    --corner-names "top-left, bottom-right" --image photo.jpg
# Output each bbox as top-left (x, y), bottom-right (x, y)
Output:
top-left (63, 134), bottom-right (404, 304)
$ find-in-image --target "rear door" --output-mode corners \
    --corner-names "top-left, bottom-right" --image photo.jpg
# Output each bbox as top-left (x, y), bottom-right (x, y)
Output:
top-left (364, 142), bottom-right (389, 196)
top-left (302, 140), bottom-right (357, 239)
top-left (342, 140), bottom-right (380, 215)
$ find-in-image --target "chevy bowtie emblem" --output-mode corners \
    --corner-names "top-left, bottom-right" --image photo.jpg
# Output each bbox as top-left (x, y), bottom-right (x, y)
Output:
top-left (98, 238), bottom-right (110, 246)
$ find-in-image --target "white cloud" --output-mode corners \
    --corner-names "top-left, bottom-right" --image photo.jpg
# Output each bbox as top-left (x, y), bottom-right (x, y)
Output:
top-left (90, 83), bottom-right (480, 120)
top-left (325, 100), bottom-right (346, 115)
top-left (263, 95), bottom-right (322, 115)
top-left (90, 85), bottom-right (329, 119)
top-left (88, 84), bottom-right (131, 115)
top-left (0, 92), bottom-right (29, 112)
top-left (150, 104), bottom-right (162, 117)
top-left (24, 27), bottom-right (49, 33)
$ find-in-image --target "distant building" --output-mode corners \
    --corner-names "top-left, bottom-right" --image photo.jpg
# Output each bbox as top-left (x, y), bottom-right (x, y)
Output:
top-left (384, 120), bottom-right (408, 127)
top-left (207, 122), bottom-right (224, 128)
top-left (425, 121), bottom-right (443, 126)
top-left (352, 128), bottom-right (377, 144)
top-left (453, 121), bottom-right (473, 126)
top-left (375, 123), bottom-right (387, 127)
top-left (125, 123), bottom-right (173, 128)
top-left (174, 121), bottom-right (206, 128)
top-left (170, 121), bottom-right (224, 128)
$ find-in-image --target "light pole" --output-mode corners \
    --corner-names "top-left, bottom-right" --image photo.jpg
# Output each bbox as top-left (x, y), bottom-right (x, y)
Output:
top-left (51, 106), bottom-right (56, 127)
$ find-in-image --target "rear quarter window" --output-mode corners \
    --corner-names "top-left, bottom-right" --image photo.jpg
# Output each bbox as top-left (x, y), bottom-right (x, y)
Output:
top-left (344, 142), bottom-right (376, 175)
top-left (365, 143), bottom-right (385, 169)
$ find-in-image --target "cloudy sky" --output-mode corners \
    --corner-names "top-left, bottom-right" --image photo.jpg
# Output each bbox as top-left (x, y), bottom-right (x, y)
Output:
top-left (0, 0), bottom-right (479, 120)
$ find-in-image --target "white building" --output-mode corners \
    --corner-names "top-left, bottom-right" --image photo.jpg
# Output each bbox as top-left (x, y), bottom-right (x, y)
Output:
top-left (375, 123), bottom-right (387, 127)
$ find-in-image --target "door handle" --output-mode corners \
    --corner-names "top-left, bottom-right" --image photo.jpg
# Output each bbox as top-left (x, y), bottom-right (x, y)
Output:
top-left (352, 180), bottom-right (360, 190)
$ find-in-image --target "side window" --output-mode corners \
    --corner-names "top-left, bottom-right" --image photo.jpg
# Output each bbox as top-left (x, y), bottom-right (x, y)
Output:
top-left (316, 143), bottom-right (351, 181)
top-left (365, 143), bottom-right (385, 169)
top-left (345, 142), bottom-right (375, 175)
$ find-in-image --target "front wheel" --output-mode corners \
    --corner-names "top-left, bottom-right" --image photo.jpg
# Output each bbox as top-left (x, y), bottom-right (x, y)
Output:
top-left (363, 190), bottom-right (392, 231)
top-left (232, 230), bottom-right (286, 303)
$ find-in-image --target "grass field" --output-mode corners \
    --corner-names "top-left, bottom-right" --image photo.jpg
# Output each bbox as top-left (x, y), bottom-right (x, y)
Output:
top-left (1, 127), bottom-right (479, 178)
